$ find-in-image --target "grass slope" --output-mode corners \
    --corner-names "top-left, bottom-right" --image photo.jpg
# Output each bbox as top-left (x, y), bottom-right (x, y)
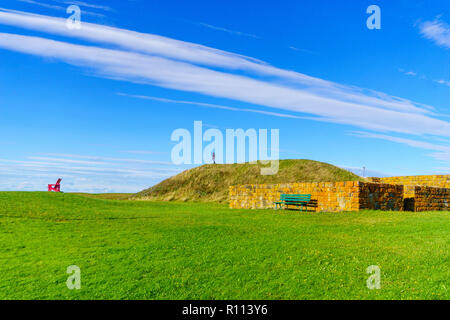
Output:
top-left (133, 159), bottom-right (363, 203)
top-left (0, 192), bottom-right (448, 300)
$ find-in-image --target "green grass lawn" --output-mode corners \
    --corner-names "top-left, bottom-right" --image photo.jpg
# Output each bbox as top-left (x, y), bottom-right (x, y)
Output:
top-left (0, 192), bottom-right (448, 300)
top-left (70, 193), bottom-right (133, 200)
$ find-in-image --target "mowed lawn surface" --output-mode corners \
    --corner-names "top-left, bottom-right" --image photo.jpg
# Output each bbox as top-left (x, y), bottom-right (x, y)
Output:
top-left (0, 192), bottom-right (448, 300)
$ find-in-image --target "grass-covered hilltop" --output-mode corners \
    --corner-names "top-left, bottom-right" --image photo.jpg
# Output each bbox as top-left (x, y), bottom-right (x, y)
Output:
top-left (133, 159), bottom-right (363, 203)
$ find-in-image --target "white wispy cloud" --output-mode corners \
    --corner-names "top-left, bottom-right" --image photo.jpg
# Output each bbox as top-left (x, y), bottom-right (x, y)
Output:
top-left (120, 150), bottom-right (167, 155)
top-left (17, 0), bottom-right (64, 11)
top-left (436, 79), bottom-right (450, 87)
top-left (116, 93), bottom-right (316, 120)
top-left (352, 131), bottom-right (450, 170)
top-left (53, 1), bottom-right (113, 12)
top-left (0, 9), bottom-right (449, 174)
top-left (288, 46), bottom-right (317, 55)
top-left (0, 153), bottom-right (187, 192)
top-left (337, 165), bottom-right (392, 178)
top-left (398, 68), bottom-right (450, 88)
top-left (0, 9), bottom-right (437, 115)
top-left (398, 68), bottom-right (418, 77)
top-left (419, 18), bottom-right (450, 49)
top-left (0, 157), bottom-right (180, 176)
top-left (0, 29), bottom-right (447, 137)
top-left (36, 153), bottom-right (176, 165)
top-left (16, 0), bottom-right (105, 17)
top-left (196, 22), bottom-right (260, 39)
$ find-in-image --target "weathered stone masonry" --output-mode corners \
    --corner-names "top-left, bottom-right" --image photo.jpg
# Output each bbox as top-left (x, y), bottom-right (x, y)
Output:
top-left (413, 186), bottom-right (449, 212)
top-left (229, 181), bottom-right (403, 212)
top-left (368, 175), bottom-right (449, 197)
top-left (368, 175), bottom-right (449, 211)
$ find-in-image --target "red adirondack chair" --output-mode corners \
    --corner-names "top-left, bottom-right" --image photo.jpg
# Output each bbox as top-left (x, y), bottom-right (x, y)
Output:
top-left (48, 178), bottom-right (62, 192)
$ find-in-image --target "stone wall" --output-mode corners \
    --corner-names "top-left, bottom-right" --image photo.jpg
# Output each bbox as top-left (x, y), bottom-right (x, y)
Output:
top-left (413, 186), bottom-right (449, 212)
top-left (368, 175), bottom-right (450, 198)
top-left (229, 181), bottom-right (403, 212)
top-left (359, 183), bottom-right (404, 211)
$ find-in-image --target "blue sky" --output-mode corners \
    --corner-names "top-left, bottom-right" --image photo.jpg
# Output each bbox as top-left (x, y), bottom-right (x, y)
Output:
top-left (0, 0), bottom-right (449, 192)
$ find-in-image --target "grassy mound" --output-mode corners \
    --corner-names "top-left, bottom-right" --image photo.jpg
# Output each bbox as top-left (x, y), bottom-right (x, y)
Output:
top-left (133, 159), bottom-right (363, 203)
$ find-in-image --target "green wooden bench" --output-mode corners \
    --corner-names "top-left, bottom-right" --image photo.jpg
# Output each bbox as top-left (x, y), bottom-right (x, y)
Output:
top-left (274, 194), bottom-right (312, 211)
